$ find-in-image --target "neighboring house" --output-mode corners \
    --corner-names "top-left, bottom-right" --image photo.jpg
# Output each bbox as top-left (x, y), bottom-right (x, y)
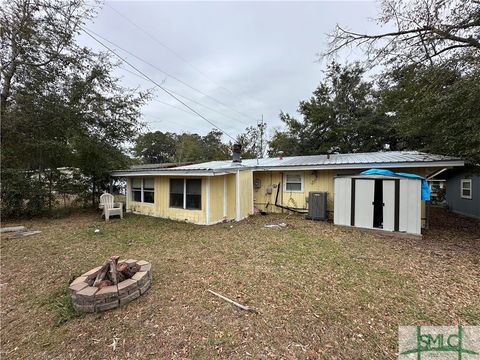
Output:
top-left (444, 168), bottom-right (480, 219)
top-left (111, 150), bottom-right (464, 232)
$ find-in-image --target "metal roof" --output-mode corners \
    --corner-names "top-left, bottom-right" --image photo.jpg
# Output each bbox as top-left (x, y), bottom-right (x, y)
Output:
top-left (126, 162), bottom-right (193, 170)
top-left (111, 151), bottom-right (464, 176)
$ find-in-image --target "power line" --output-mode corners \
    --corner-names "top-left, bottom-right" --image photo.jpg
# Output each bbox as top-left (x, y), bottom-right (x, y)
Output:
top-left (81, 27), bottom-right (236, 141)
top-left (106, 2), bottom-right (229, 92)
top-left (85, 28), bottom-right (256, 124)
top-left (106, 3), bottom-right (267, 130)
top-left (118, 65), bottom-right (250, 125)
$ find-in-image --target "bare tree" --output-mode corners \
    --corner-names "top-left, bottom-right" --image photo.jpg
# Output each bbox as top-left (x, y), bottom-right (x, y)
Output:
top-left (324, 0), bottom-right (480, 67)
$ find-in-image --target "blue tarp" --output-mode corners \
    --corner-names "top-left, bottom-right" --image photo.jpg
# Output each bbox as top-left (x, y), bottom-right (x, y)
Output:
top-left (360, 168), bottom-right (431, 201)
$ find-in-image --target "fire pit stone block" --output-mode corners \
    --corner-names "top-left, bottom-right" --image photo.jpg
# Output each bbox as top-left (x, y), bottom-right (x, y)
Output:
top-left (96, 300), bottom-right (119, 312)
top-left (76, 286), bottom-right (98, 300)
top-left (71, 276), bottom-right (88, 285)
top-left (124, 259), bottom-right (138, 266)
top-left (120, 289), bottom-right (140, 305)
top-left (74, 302), bottom-right (95, 313)
top-left (140, 263), bottom-right (152, 273)
top-left (69, 281), bottom-right (88, 295)
top-left (95, 285), bottom-right (119, 303)
top-left (139, 279), bottom-right (151, 295)
top-left (132, 271), bottom-right (149, 287)
top-left (117, 278), bottom-right (138, 296)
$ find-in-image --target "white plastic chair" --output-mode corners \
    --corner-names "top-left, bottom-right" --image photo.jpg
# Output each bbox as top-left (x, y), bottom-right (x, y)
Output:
top-left (99, 193), bottom-right (123, 221)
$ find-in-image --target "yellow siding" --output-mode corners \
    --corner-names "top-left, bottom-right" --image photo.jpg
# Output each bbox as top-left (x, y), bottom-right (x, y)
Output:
top-left (253, 170), bottom-right (335, 215)
top-left (239, 170), bottom-right (253, 219)
top-left (226, 174), bottom-right (236, 219)
top-left (209, 175), bottom-right (225, 224)
top-left (127, 174), bottom-right (238, 225)
top-left (128, 176), bottom-right (206, 224)
top-left (125, 166), bottom-right (434, 227)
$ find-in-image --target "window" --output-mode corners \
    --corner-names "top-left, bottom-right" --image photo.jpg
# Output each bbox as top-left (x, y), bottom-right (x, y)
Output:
top-left (132, 178), bottom-right (142, 202)
top-left (461, 179), bottom-right (472, 199)
top-left (131, 178), bottom-right (155, 203)
top-left (143, 178), bottom-right (155, 203)
top-left (284, 173), bottom-right (304, 192)
top-left (186, 179), bottom-right (201, 209)
top-left (169, 179), bottom-right (184, 208)
top-left (169, 178), bottom-right (202, 210)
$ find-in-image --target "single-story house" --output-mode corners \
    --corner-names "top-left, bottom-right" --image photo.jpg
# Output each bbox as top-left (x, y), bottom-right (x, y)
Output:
top-left (444, 167), bottom-right (479, 219)
top-left (111, 150), bottom-right (464, 234)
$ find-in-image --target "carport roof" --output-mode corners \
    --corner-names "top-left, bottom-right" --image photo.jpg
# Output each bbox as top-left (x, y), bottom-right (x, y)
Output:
top-left (111, 151), bottom-right (464, 176)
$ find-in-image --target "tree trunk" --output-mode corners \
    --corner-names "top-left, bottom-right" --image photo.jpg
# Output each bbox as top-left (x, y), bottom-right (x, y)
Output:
top-left (48, 169), bottom-right (53, 211)
top-left (92, 175), bottom-right (96, 208)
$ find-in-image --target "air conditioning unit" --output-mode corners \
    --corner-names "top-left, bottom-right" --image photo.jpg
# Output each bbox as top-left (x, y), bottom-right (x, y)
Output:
top-left (306, 191), bottom-right (327, 220)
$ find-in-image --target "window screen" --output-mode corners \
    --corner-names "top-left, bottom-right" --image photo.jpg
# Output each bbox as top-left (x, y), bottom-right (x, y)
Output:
top-left (132, 178), bottom-right (142, 202)
top-left (186, 179), bottom-right (201, 209)
top-left (143, 178), bottom-right (155, 203)
top-left (285, 174), bottom-right (303, 191)
top-left (170, 179), bottom-right (184, 208)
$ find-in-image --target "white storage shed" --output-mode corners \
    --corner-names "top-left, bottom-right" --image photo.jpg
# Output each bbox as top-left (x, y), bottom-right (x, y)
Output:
top-left (333, 175), bottom-right (422, 235)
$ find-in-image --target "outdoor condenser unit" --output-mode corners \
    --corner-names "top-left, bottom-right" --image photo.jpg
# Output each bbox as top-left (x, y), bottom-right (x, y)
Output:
top-left (307, 191), bottom-right (328, 220)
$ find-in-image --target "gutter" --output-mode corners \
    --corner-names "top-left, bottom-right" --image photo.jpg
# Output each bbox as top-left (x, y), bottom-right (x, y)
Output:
top-left (111, 170), bottom-right (236, 177)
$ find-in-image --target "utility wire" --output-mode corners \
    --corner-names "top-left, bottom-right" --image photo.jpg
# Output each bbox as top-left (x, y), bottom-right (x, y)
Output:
top-left (106, 2), bottom-right (229, 92)
top-left (85, 28), bottom-right (255, 124)
top-left (118, 65), bottom-right (249, 125)
top-left (106, 3), bottom-right (265, 129)
top-left (81, 27), bottom-right (236, 141)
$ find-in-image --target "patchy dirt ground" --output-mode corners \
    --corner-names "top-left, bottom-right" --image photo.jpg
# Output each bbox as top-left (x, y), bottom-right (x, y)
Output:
top-left (1, 208), bottom-right (479, 359)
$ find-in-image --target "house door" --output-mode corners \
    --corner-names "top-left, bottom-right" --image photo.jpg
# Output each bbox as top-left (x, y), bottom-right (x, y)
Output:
top-left (382, 180), bottom-right (396, 231)
top-left (353, 179), bottom-right (374, 229)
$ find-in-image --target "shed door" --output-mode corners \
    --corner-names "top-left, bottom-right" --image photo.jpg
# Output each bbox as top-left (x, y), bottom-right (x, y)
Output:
top-left (382, 181), bottom-right (396, 231)
top-left (333, 178), bottom-right (351, 226)
top-left (354, 179), bottom-right (374, 229)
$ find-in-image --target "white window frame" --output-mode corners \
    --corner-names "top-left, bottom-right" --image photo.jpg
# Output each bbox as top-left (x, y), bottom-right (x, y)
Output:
top-left (460, 179), bottom-right (472, 199)
top-left (283, 172), bottom-right (304, 193)
top-left (131, 177), bottom-right (155, 204)
top-left (169, 178), bottom-right (202, 210)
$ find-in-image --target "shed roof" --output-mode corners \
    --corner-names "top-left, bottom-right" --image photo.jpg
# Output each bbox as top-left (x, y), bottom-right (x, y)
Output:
top-left (111, 151), bottom-right (464, 177)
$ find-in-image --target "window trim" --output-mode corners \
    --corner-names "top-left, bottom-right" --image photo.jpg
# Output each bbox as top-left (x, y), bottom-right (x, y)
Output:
top-left (283, 172), bottom-right (304, 193)
top-left (460, 179), bottom-right (472, 199)
top-left (169, 178), bottom-right (202, 210)
top-left (131, 177), bottom-right (155, 204)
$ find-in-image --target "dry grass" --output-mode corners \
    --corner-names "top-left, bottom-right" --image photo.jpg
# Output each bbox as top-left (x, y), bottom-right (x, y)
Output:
top-left (1, 208), bottom-right (479, 359)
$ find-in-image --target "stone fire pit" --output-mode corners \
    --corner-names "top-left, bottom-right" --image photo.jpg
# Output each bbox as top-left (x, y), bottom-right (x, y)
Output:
top-left (69, 259), bottom-right (152, 312)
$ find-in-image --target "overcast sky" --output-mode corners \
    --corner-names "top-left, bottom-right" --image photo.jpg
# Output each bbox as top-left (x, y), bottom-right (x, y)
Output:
top-left (79, 1), bottom-right (382, 141)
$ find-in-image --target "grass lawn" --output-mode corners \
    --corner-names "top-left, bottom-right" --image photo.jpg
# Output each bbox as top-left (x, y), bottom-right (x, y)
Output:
top-left (1, 208), bottom-right (479, 359)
